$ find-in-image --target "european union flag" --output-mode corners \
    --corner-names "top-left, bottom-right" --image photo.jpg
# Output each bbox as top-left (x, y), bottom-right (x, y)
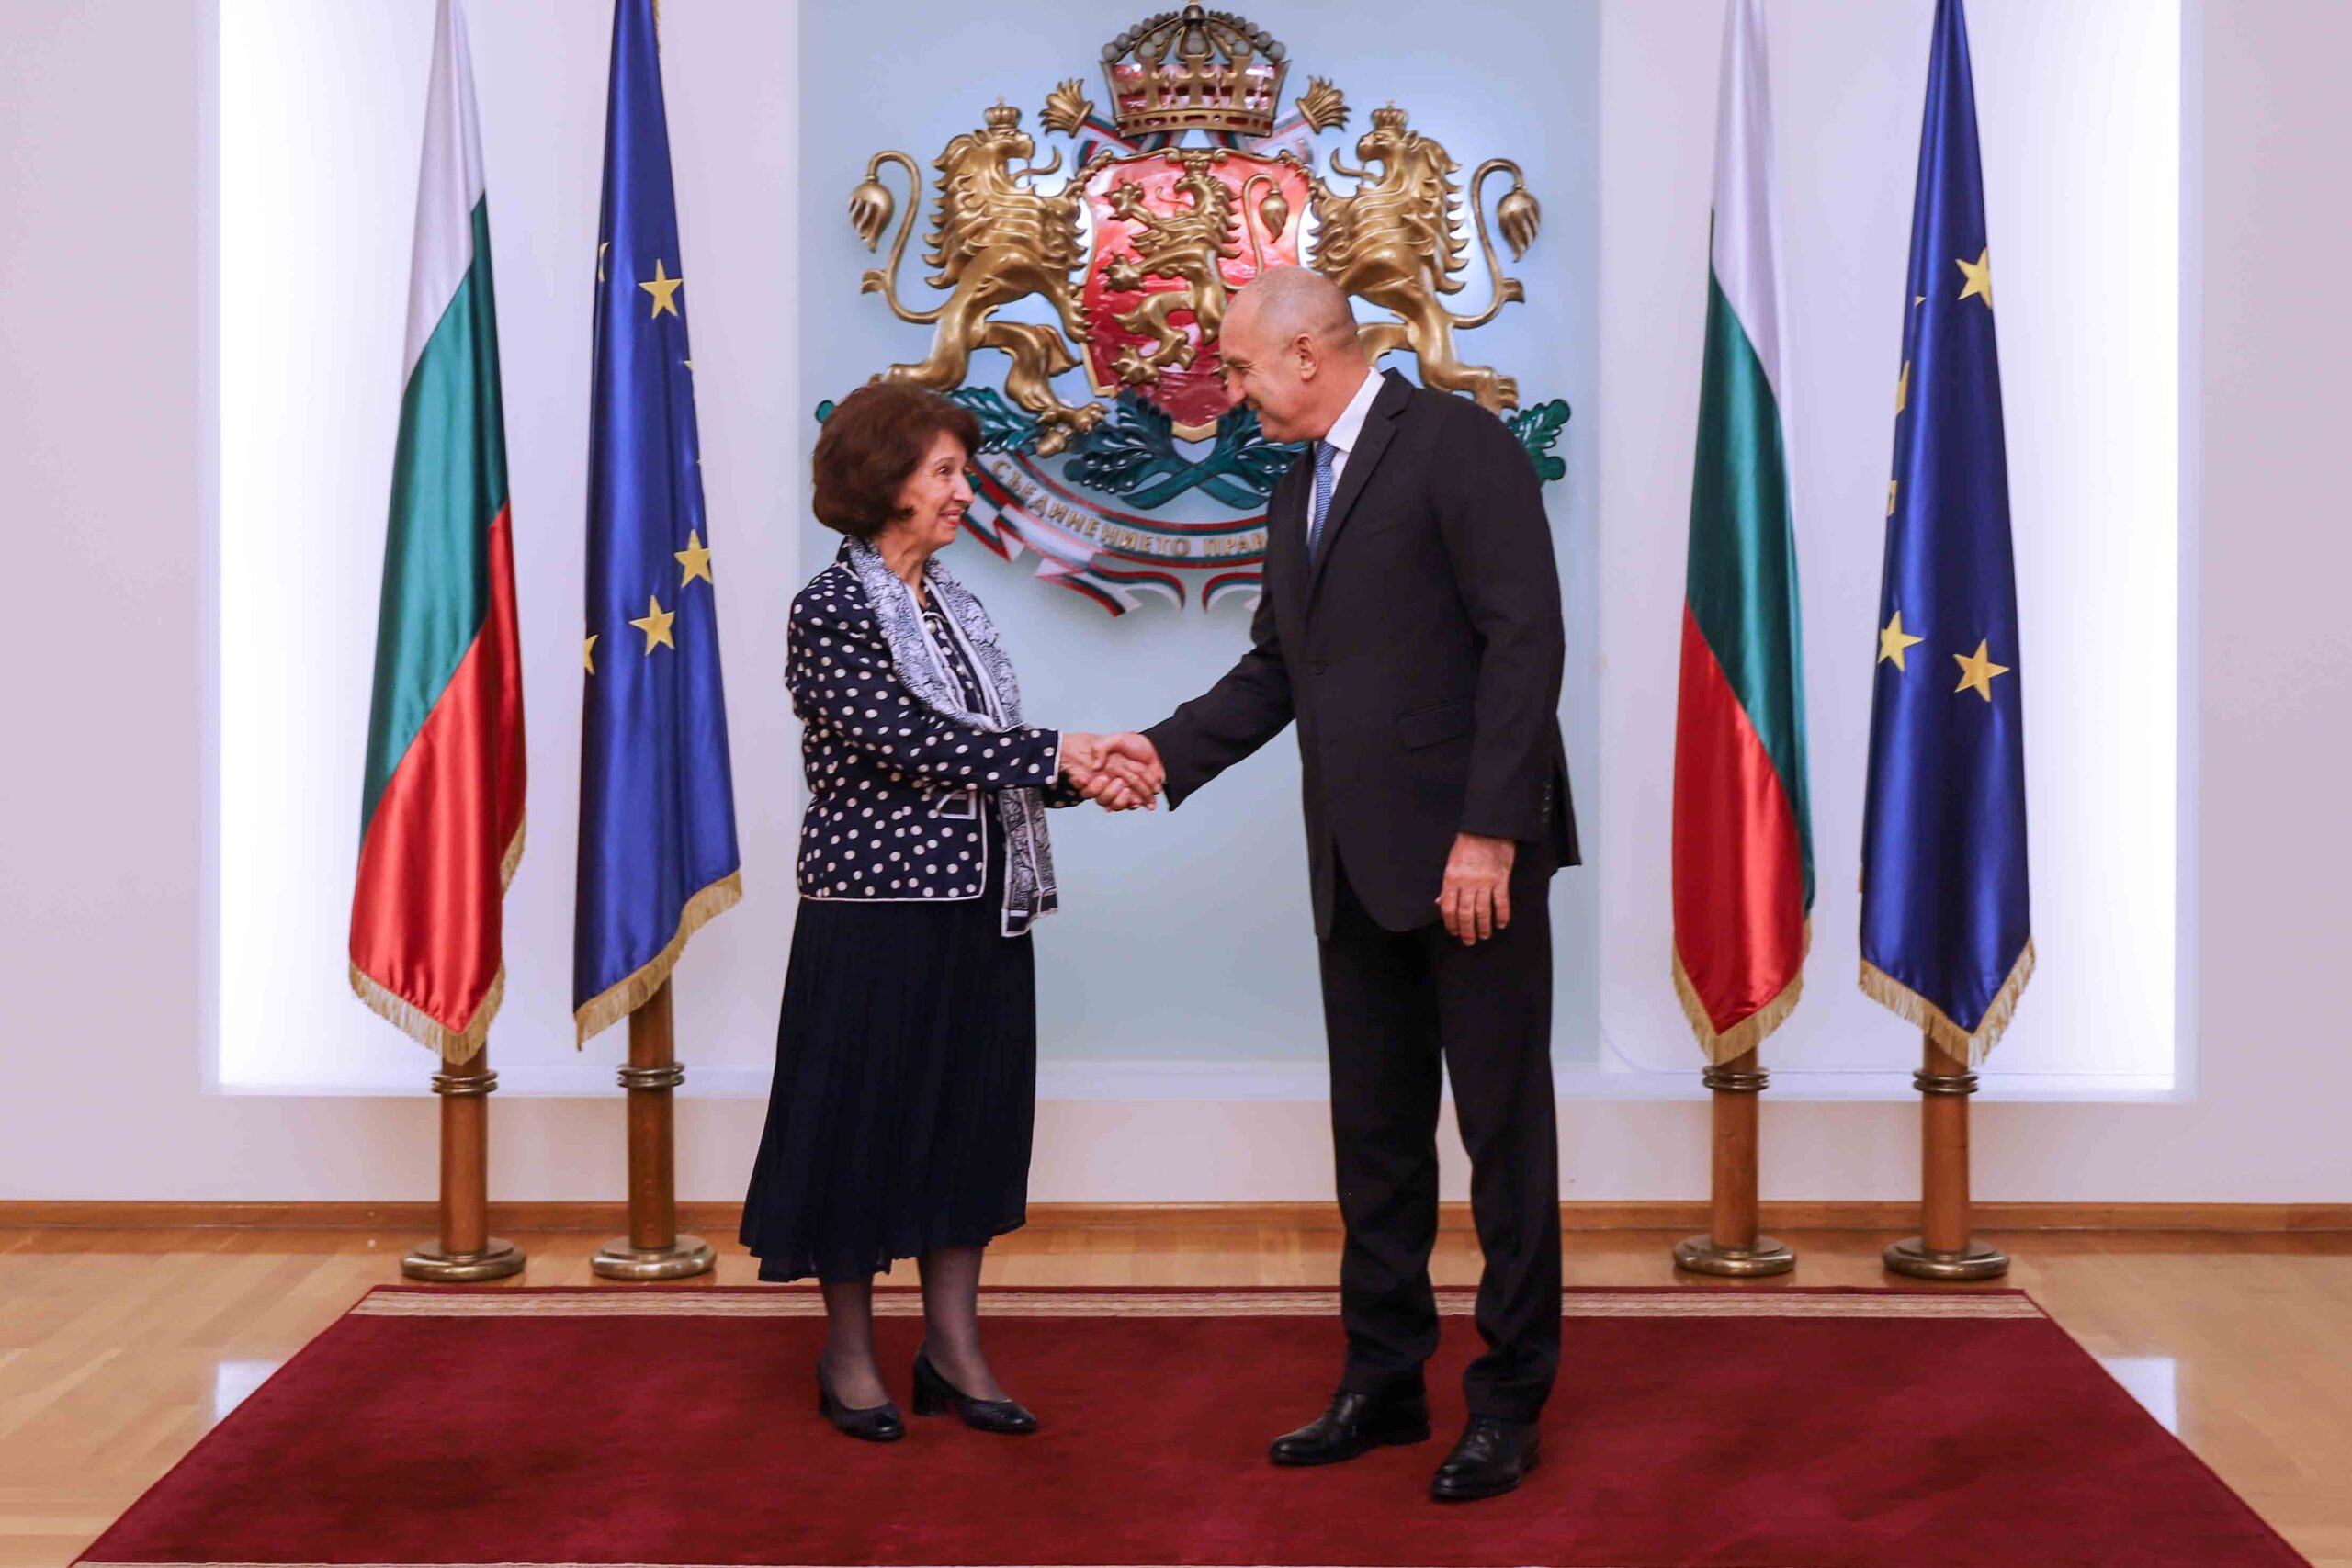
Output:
top-left (1860, 0), bottom-right (2031, 1066)
top-left (573, 0), bottom-right (740, 1043)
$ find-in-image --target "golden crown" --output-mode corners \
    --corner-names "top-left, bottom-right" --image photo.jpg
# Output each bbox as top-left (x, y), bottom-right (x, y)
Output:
top-left (1101, 5), bottom-right (1288, 140)
top-left (983, 99), bottom-right (1023, 131)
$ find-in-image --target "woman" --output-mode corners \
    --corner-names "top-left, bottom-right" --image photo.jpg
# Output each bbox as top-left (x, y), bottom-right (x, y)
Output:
top-left (741, 382), bottom-right (1144, 1443)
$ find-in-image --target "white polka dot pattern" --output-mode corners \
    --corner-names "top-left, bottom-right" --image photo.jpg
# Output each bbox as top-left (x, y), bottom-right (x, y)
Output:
top-left (787, 564), bottom-right (1069, 903)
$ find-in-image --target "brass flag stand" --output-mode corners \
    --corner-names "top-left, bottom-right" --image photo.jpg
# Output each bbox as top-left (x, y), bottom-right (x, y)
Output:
top-left (1883, 1031), bottom-right (2007, 1280)
top-left (1673, 1049), bottom-right (1795, 1277)
top-left (401, 1045), bottom-right (525, 1281)
top-left (592, 980), bottom-right (713, 1280)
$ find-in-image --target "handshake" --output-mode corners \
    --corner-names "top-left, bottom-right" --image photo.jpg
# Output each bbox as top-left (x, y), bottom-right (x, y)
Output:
top-left (1057, 733), bottom-right (1167, 813)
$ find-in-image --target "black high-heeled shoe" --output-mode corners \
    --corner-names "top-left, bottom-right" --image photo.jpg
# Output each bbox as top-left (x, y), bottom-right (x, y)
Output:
top-left (816, 1356), bottom-right (905, 1443)
top-left (911, 1348), bottom-right (1038, 1435)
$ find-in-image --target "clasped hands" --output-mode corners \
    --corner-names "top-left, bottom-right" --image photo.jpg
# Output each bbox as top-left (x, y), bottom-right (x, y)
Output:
top-left (1058, 733), bottom-right (1166, 813)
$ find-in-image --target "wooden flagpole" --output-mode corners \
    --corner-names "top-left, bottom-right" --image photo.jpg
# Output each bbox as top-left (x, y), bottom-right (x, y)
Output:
top-left (1673, 1049), bottom-right (1795, 1276)
top-left (592, 979), bottom-right (713, 1280)
top-left (401, 1044), bottom-right (524, 1281)
top-left (1883, 1031), bottom-right (2008, 1280)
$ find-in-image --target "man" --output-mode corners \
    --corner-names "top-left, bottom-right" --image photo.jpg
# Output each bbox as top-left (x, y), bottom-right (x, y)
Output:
top-left (1100, 267), bottom-right (1577, 1502)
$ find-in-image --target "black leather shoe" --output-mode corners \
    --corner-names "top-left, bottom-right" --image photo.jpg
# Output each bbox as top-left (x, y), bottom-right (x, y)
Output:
top-left (815, 1357), bottom-right (905, 1443)
top-left (1268, 1388), bottom-right (1432, 1466)
top-left (1430, 1415), bottom-right (1540, 1501)
top-left (911, 1348), bottom-right (1039, 1434)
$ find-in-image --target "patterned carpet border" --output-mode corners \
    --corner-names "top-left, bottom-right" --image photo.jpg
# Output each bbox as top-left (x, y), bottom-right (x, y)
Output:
top-left (351, 1284), bottom-right (2047, 1321)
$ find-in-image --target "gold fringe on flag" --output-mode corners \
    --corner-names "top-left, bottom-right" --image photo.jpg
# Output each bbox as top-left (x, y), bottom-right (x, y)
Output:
top-left (1673, 919), bottom-right (1812, 1066)
top-left (348, 959), bottom-right (503, 1065)
top-left (345, 818), bottom-right (526, 1066)
top-left (571, 870), bottom-right (744, 1045)
top-left (1859, 939), bottom-right (2036, 1068)
top-left (498, 814), bottom-right (526, 891)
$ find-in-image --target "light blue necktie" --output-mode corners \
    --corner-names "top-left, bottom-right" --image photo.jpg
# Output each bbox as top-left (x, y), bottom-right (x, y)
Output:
top-left (1307, 439), bottom-right (1338, 563)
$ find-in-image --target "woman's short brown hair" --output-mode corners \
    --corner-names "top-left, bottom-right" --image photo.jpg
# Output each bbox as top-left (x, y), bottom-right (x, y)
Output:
top-left (811, 383), bottom-right (984, 540)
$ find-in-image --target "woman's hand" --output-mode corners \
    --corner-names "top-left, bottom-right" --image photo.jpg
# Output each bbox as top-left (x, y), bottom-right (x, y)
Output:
top-left (1060, 732), bottom-right (1104, 780)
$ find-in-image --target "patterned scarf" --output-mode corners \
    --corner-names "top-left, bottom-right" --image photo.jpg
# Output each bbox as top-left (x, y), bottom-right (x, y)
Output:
top-left (842, 538), bottom-right (1058, 935)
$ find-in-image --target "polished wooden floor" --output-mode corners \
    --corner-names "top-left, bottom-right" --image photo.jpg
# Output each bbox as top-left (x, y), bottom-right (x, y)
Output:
top-left (3, 1222), bottom-right (2347, 1567)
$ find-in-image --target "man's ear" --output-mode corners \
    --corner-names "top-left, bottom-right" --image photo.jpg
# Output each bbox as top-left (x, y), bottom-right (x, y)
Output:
top-left (1293, 332), bottom-right (1320, 382)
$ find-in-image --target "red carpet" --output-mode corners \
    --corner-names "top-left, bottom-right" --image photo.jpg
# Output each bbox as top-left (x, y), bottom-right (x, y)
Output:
top-left (80, 1285), bottom-right (2305, 1567)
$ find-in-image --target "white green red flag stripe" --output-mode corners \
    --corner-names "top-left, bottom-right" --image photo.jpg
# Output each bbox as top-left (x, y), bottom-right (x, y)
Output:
top-left (348, 0), bottom-right (526, 1063)
top-left (1671, 0), bottom-right (1815, 1065)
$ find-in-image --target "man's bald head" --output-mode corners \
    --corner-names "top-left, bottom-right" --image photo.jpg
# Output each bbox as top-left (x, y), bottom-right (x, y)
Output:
top-left (1217, 266), bottom-right (1372, 443)
top-left (1228, 265), bottom-right (1362, 353)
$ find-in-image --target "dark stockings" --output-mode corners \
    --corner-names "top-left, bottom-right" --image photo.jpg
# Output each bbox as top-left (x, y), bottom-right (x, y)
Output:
top-left (818, 1244), bottom-right (1004, 1408)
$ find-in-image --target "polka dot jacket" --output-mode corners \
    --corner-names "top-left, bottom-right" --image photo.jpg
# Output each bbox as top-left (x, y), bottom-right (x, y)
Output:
top-left (786, 548), bottom-right (1084, 928)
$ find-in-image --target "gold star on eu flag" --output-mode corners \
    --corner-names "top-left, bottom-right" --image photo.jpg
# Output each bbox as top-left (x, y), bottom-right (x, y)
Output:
top-left (629, 594), bottom-right (676, 654)
top-left (583, 633), bottom-right (599, 674)
top-left (675, 530), bottom-right (713, 588)
top-left (1956, 248), bottom-right (1993, 310)
top-left (640, 259), bottom-right (684, 319)
top-left (1878, 610), bottom-right (1926, 671)
top-left (1953, 638), bottom-right (2011, 701)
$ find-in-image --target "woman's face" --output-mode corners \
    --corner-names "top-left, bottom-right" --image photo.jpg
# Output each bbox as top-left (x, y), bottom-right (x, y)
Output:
top-left (883, 430), bottom-right (974, 557)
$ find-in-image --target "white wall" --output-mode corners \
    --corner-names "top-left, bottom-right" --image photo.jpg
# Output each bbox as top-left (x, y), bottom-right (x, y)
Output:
top-left (1598, 0), bottom-right (2180, 1090)
top-left (3, 0), bottom-right (2347, 1205)
top-left (214, 0), bottom-right (805, 1094)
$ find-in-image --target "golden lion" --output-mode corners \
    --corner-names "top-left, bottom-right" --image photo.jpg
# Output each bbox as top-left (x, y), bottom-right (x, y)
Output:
top-left (1309, 107), bottom-right (1539, 412)
top-left (850, 107), bottom-right (1104, 456)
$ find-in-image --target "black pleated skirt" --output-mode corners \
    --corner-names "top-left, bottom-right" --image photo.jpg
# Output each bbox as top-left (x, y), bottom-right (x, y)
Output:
top-left (740, 834), bottom-right (1036, 1282)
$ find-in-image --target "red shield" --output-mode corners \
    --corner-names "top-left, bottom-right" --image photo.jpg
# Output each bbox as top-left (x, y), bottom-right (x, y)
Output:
top-left (1080, 149), bottom-right (1312, 437)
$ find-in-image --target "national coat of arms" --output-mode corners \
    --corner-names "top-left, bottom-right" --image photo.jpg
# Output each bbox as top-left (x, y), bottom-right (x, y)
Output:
top-left (831, 5), bottom-right (1570, 614)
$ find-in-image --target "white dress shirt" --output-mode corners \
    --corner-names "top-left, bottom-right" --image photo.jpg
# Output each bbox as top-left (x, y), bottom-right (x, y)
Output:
top-left (1317, 367), bottom-right (1384, 491)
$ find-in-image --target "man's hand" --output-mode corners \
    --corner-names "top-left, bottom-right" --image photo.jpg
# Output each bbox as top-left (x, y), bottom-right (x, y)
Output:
top-left (1437, 832), bottom-right (1517, 945)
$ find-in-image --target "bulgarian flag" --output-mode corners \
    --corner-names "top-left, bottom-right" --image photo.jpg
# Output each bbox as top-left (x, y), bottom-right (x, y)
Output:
top-left (1671, 0), bottom-right (1814, 1064)
top-left (348, 0), bottom-right (526, 1063)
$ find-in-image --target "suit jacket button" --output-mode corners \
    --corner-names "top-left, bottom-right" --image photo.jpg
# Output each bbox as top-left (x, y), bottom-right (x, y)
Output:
top-left (1311, 661), bottom-right (1328, 675)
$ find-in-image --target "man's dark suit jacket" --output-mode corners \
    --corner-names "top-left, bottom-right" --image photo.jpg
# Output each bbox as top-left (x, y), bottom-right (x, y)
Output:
top-left (1147, 368), bottom-right (1579, 936)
